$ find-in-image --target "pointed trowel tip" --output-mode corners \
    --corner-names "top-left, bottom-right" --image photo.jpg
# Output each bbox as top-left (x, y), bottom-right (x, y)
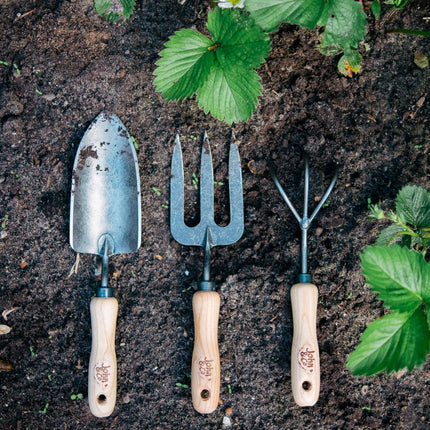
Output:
top-left (94, 111), bottom-right (121, 124)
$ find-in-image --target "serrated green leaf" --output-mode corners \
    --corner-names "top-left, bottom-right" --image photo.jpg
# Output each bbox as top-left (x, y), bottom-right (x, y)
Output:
top-left (376, 224), bottom-right (407, 246)
top-left (320, 0), bottom-right (367, 52)
top-left (94, 0), bottom-right (136, 21)
top-left (385, 0), bottom-right (408, 9)
top-left (347, 309), bottom-right (430, 375)
top-left (154, 29), bottom-right (215, 100)
top-left (94, 0), bottom-right (112, 16)
top-left (426, 304), bottom-right (430, 327)
top-left (208, 8), bottom-right (271, 70)
top-left (361, 245), bottom-right (427, 312)
top-left (154, 9), bottom-right (270, 123)
top-left (197, 65), bottom-right (262, 124)
top-left (246, 0), bottom-right (325, 33)
top-left (371, 0), bottom-right (381, 19)
top-left (337, 49), bottom-right (362, 76)
top-left (396, 185), bottom-right (430, 228)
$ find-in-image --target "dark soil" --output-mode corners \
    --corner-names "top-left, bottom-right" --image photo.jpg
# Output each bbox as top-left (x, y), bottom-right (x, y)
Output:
top-left (1, 0), bottom-right (430, 428)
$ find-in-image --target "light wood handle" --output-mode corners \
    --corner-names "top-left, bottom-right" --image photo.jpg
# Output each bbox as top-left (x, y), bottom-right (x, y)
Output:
top-left (88, 297), bottom-right (118, 417)
top-left (191, 291), bottom-right (220, 414)
top-left (290, 283), bottom-right (320, 407)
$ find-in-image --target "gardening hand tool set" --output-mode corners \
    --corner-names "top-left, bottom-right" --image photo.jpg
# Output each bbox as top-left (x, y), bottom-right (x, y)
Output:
top-left (69, 112), bottom-right (337, 417)
top-left (270, 158), bottom-right (338, 407)
top-left (170, 132), bottom-right (244, 413)
top-left (70, 112), bottom-right (141, 417)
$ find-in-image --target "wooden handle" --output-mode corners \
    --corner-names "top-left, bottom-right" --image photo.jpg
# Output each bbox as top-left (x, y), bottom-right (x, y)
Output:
top-left (191, 291), bottom-right (220, 414)
top-left (290, 283), bottom-right (320, 407)
top-left (88, 297), bottom-right (118, 417)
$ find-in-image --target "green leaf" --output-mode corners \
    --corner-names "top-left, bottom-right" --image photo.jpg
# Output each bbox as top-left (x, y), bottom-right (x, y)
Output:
top-left (347, 308), bottom-right (430, 375)
top-left (414, 52), bottom-right (429, 70)
top-left (337, 49), bottom-right (362, 76)
top-left (385, 0), bottom-right (408, 9)
top-left (361, 246), bottom-right (428, 312)
top-left (154, 9), bottom-right (270, 123)
top-left (94, 0), bottom-right (136, 21)
top-left (371, 0), bottom-right (381, 19)
top-left (197, 66), bottom-right (262, 124)
top-left (426, 304), bottom-right (430, 328)
top-left (396, 185), bottom-right (430, 228)
top-left (154, 29), bottom-right (215, 100)
top-left (208, 8), bottom-right (270, 70)
top-left (320, 0), bottom-right (367, 53)
top-left (246, 0), bottom-right (325, 32)
top-left (375, 224), bottom-right (408, 246)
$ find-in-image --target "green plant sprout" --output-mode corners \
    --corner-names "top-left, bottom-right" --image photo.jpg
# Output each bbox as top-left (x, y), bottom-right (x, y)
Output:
top-left (1, 215), bottom-right (9, 229)
top-left (152, 186), bottom-right (161, 196)
top-left (38, 403), bottom-right (49, 414)
top-left (70, 393), bottom-right (84, 400)
top-left (347, 185), bottom-right (430, 376)
top-left (29, 346), bottom-right (35, 356)
top-left (13, 63), bottom-right (21, 75)
top-left (192, 173), bottom-right (199, 190)
top-left (175, 382), bottom-right (189, 389)
top-left (94, 0), bottom-right (136, 22)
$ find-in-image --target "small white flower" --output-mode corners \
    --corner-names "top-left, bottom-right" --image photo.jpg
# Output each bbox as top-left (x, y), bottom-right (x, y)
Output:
top-left (217, 0), bottom-right (245, 9)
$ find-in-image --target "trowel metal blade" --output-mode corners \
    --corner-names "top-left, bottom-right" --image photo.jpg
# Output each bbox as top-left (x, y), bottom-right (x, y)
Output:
top-left (70, 112), bottom-right (141, 256)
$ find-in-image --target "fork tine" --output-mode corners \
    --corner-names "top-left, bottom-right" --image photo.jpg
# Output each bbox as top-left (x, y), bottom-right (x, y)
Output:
top-left (170, 135), bottom-right (197, 245)
top-left (170, 135), bottom-right (185, 237)
top-left (200, 132), bottom-right (214, 224)
top-left (209, 135), bottom-right (244, 245)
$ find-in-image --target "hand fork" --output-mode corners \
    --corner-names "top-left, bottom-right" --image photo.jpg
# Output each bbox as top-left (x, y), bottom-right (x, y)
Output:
top-left (170, 132), bottom-right (244, 414)
top-left (271, 157), bottom-right (338, 407)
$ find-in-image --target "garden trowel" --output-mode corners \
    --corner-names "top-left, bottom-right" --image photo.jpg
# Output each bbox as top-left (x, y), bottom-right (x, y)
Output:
top-left (70, 112), bottom-right (141, 417)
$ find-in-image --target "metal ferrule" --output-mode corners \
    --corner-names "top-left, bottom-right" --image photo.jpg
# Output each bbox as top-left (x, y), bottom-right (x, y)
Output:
top-left (96, 287), bottom-right (114, 297)
top-left (198, 281), bottom-right (216, 291)
top-left (297, 273), bottom-right (313, 284)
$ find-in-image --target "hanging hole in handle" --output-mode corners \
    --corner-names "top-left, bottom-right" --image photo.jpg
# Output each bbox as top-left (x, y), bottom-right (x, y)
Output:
top-left (302, 381), bottom-right (312, 391)
top-left (201, 389), bottom-right (210, 400)
top-left (97, 394), bottom-right (107, 404)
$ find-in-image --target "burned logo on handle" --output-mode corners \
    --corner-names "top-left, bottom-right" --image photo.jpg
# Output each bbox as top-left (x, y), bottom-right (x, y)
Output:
top-left (94, 362), bottom-right (111, 387)
top-left (297, 346), bottom-right (316, 374)
top-left (197, 357), bottom-right (214, 381)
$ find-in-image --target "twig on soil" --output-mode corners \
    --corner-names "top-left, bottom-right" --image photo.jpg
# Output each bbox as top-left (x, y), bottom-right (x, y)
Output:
top-left (68, 253), bottom-right (81, 277)
top-left (2, 307), bottom-right (19, 321)
top-left (14, 9), bottom-right (35, 22)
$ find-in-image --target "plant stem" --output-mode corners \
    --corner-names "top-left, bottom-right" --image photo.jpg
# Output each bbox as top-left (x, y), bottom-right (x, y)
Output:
top-left (386, 29), bottom-right (430, 37)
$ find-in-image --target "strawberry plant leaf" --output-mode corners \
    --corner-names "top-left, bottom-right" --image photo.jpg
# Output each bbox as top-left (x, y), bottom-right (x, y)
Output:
top-left (319, 0), bottom-right (367, 54)
top-left (375, 224), bottom-right (407, 246)
top-left (347, 308), bottom-right (430, 375)
top-left (197, 66), bottom-right (262, 124)
top-left (361, 246), bottom-right (428, 313)
top-left (396, 185), bottom-right (430, 229)
top-left (208, 8), bottom-right (271, 70)
top-left (154, 8), bottom-right (270, 123)
top-left (94, 0), bottom-right (136, 21)
top-left (246, 0), bottom-right (325, 32)
top-left (371, 0), bottom-right (381, 19)
top-left (337, 49), bottom-right (362, 76)
top-left (154, 29), bottom-right (215, 100)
